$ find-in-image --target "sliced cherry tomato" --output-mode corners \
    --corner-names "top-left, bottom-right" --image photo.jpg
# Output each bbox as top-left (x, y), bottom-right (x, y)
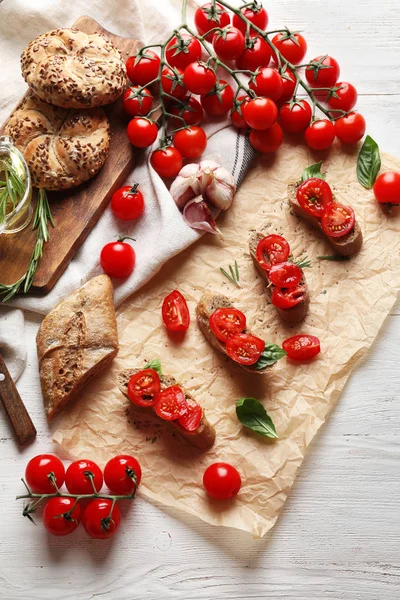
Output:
top-left (269, 262), bottom-right (302, 288)
top-left (296, 178), bottom-right (333, 218)
top-left (321, 202), bottom-right (355, 238)
top-left (305, 56), bottom-right (340, 96)
top-left (127, 117), bottom-right (158, 148)
top-left (65, 459), bottom-right (103, 494)
top-left (173, 126), bottom-right (207, 159)
top-left (230, 95), bottom-right (249, 129)
top-left (373, 171), bottom-right (400, 205)
top-left (226, 333), bottom-right (265, 366)
top-left (170, 96), bottom-right (204, 128)
top-left (203, 463), bottom-right (242, 500)
top-left (100, 238), bottom-right (135, 278)
top-left (249, 67), bottom-right (283, 101)
top-left (328, 82), bottom-right (358, 113)
top-left (335, 112), bottom-right (366, 144)
top-left (272, 32), bottom-right (307, 65)
top-left (104, 455), bottom-right (142, 493)
top-left (249, 122), bottom-right (283, 153)
top-left (155, 385), bottom-right (188, 420)
top-left (178, 398), bottom-right (203, 432)
top-left (213, 27), bottom-right (245, 61)
top-left (150, 146), bottom-right (183, 179)
top-left (161, 66), bottom-right (186, 100)
top-left (233, 5), bottom-right (268, 36)
top-left (194, 2), bottom-right (230, 41)
top-left (201, 80), bottom-right (234, 117)
top-left (111, 184), bottom-right (144, 221)
top-left (209, 307), bottom-right (247, 342)
top-left (82, 499), bottom-right (121, 539)
top-left (243, 97), bottom-right (278, 131)
top-left (236, 36), bottom-right (272, 71)
top-left (122, 86), bottom-right (153, 117)
top-left (271, 284), bottom-right (306, 309)
top-left (128, 369), bottom-right (161, 407)
top-left (255, 234), bottom-right (290, 272)
top-left (305, 119), bottom-right (336, 151)
top-left (183, 62), bottom-right (217, 96)
top-left (279, 100), bottom-right (312, 133)
top-left (162, 290), bottom-right (190, 331)
top-left (282, 334), bottom-right (321, 361)
top-left (43, 497), bottom-right (81, 536)
top-left (126, 50), bottom-right (161, 86)
top-left (166, 34), bottom-right (202, 70)
top-left (279, 68), bottom-right (296, 103)
top-left (25, 454), bottom-right (65, 494)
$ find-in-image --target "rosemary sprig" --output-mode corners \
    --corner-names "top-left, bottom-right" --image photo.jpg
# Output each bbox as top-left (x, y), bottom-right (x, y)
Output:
top-left (291, 255), bottom-right (312, 269)
top-left (317, 255), bottom-right (350, 262)
top-left (220, 260), bottom-right (241, 288)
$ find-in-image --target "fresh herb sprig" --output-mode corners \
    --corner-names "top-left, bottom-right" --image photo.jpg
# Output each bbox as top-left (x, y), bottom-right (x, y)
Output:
top-left (0, 163), bottom-right (26, 225)
top-left (291, 255), bottom-right (312, 269)
top-left (317, 255), bottom-right (349, 262)
top-left (220, 260), bottom-right (241, 288)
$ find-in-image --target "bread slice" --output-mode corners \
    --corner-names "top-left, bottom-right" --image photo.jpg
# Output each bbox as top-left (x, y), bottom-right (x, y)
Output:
top-left (196, 291), bottom-right (275, 375)
top-left (118, 368), bottom-right (216, 451)
top-left (288, 183), bottom-right (363, 257)
top-left (37, 275), bottom-right (118, 422)
top-left (249, 231), bottom-right (309, 324)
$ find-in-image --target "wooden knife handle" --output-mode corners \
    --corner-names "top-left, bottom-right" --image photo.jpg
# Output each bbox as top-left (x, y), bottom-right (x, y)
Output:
top-left (0, 355), bottom-right (36, 445)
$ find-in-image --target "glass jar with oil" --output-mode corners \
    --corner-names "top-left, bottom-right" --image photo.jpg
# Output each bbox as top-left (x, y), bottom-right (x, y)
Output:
top-left (0, 135), bottom-right (32, 235)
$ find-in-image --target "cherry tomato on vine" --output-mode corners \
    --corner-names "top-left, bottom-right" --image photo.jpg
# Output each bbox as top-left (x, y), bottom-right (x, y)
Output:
top-left (272, 32), bottom-right (307, 65)
top-left (256, 234), bottom-right (290, 271)
top-left (321, 203), bottom-right (355, 238)
top-left (236, 36), bottom-right (272, 71)
top-left (213, 27), bottom-right (245, 61)
top-left (170, 96), bottom-right (204, 128)
top-left (233, 5), bottom-right (268, 36)
top-left (226, 333), bottom-right (265, 366)
top-left (65, 459), bottom-right (103, 495)
top-left (296, 178), bottom-right (333, 218)
top-left (166, 34), bottom-right (202, 70)
top-left (203, 463), bottom-right (242, 500)
top-left (243, 97), bottom-right (278, 130)
top-left (305, 56), bottom-right (340, 95)
top-left (155, 385), bottom-right (188, 420)
top-left (25, 454), bottom-right (65, 494)
top-left (272, 285), bottom-right (306, 310)
top-left (249, 122), bottom-right (284, 153)
top-left (194, 2), bottom-right (230, 41)
top-left (230, 95), bottom-right (249, 129)
top-left (305, 119), bottom-right (336, 151)
top-left (201, 80), bottom-right (234, 117)
top-left (279, 100), bottom-right (312, 133)
top-left (335, 112), bottom-right (366, 144)
top-left (100, 238), bottom-right (136, 278)
top-left (328, 82), bottom-right (358, 113)
top-left (373, 172), bottom-right (400, 205)
top-left (43, 497), bottom-right (81, 537)
top-left (162, 289), bottom-right (190, 331)
top-left (126, 50), bottom-right (160, 86)
top-left (127, 117), bottom-right (158, 148)
top-left (282, 334), bottom-right (321, 361)
top-left (178, 398), bottom-right (203, 432)
top-left (82, 499), bottom-right (121, 539)
top-left (122, 86), bottom-right (153, 117)
top-left (269, 262), bottom-right (302, 288)
top-left (278, 68), bottom-right (296, 103)
top-left (173, 126), bottom-right (207, 159)
top-left (249, 67), bottom-right (283, 102)
top-left (128, 369), bottom-right (161, 408)
top-left (161, 66), bottom-right (186, 99)
top-left (150, 146), bottom-right (183, 178)
top-left (104, 455), bottom-right (142, 493)
top-left (209, 307), bottom-right (247, 343)
top-left (183, 62), bottom-right (217, 95)
top-left (111, 184), bottom-right (144, 221)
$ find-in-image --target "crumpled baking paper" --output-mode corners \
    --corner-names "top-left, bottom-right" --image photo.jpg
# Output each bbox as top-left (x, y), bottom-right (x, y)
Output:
top-left (53, 141), bottom-right (400, 538)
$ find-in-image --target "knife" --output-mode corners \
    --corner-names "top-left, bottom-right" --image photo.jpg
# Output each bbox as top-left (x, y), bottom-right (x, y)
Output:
top-left (0, 354), bottom-right (36, 445)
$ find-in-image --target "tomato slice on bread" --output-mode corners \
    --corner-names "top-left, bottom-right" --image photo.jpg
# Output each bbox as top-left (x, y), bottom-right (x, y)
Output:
top-left (226, 333), bottom-right (265, 365)
top-left (162, 290), bottom-right (190, 332)
top-left (268, 262), bottom-right (302, 288)
top-left (271, 284), bottom-right (306, 309)
top-left (255, 234), bottom-right (290, 272)
top-left (282, 334), bottom-right (321, 360)
top-left (128, 369), bottom-right (160, 407)
top-left (321, 202), bottom-right (355, 238)
top-left (296, 178), bottom-right (333, 218)
top-left (209, 307), bottom-right (246, 342)
top-left (178, 397), bottom-right (203, 431)
top-left (155, 385), bottom-right (188, 420)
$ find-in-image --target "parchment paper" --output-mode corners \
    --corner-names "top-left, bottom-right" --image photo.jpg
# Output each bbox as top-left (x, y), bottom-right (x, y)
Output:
top-left (53, 141), bottom-right (400, 538)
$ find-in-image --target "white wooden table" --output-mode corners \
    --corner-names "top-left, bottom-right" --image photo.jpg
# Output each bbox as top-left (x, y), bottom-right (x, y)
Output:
top-left (1, 1), bottom-right (400, 598)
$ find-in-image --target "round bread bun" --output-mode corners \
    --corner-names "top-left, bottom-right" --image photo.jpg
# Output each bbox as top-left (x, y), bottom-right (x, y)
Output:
top-left (21, 28), bottom-right (128, 109)
top-left (5, 93), bottom-right (110, 191)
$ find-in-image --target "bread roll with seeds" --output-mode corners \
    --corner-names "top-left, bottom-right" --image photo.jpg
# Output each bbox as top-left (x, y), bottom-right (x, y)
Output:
top-left (5, 93), bottom-right (110, 190)
top-left (21, 28), bottom-right (127, 109)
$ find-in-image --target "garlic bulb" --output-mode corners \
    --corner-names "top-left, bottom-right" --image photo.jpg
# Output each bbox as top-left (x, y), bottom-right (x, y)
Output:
top-left (170, 163), bottom-right (201, 210)
top-left (203, 166), bottom-right (236, 211)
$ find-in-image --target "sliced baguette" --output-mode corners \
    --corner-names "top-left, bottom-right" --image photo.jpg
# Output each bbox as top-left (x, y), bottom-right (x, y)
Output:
top-left (249, 231), bottom-right (309, 324)
top-left (118, 368), bottom-right (216, 451)
top-left (288, 183), bottom-right (363, 257)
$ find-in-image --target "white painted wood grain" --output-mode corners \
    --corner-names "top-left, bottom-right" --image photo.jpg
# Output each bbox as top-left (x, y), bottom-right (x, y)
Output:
top-left (1, 0), bottom-right (400, 599)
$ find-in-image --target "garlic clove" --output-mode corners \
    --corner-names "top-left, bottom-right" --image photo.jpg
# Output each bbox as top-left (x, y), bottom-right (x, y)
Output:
top-left (170, 164), bottom-right (202, 210)
top-left (203, 167), bottom-right (236, 211)
top-left (183, 196), bottom-right (222, 236)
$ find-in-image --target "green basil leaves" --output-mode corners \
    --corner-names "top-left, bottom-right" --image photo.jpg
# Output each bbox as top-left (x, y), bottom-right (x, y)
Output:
top-left (357, 135), bottom-right (381, 189)
top-left (236, 397), bottom-right (278, 439)
top-left (144, 359), bottom-right (162, 376)
top-left (300, 161), bottom-right (326, 183)
top-left (252, 343), bottom-right (286, 370)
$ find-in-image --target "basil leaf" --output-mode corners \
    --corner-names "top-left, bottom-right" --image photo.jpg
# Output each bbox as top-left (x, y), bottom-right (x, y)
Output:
top-left (300, 161), bottom-right (326, 183)
top-left (144, 359), bottom-right (162, 376)
top-left (357, 135), bottom-right (381, 189)
top-left (236, 398), bottom-right (278, 439)
top-left (252, 343), bottom-right (286, 370)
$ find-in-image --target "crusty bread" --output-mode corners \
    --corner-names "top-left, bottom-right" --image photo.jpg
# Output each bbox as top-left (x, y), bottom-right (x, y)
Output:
top-left (249, 231), bottom-right (309, 324)
top-left (196, 291), bottom-right (275, 375)
top-left (21, 28), bottom-right (127, 109)
top-left (118, 368), bottom-right (216, 451)
top-left (5, 93), bottom-right (110, 190)
top-left (37, 275), bottom-right (118, 422)
top-left (288, 183), bottom-right (363, 257)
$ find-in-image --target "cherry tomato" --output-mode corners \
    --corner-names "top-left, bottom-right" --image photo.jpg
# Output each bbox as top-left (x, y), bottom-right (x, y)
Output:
top-left (226, 333), bottom-right (265, 366)
top-left (104, 455), bottom-right (142, 493)
top-left (272, 32), bottom-right (307, 65)
top-left (155, 385), bottom-right (188, 420)
top-left (249, 67), bottom-right (283, 101)
top-left (122, 86), bottom-right (153, 117)
top-left (296, 178), bottom-right (333, 218)
top-left (100, 238), bottom-right (136, 278)
top-left (236, 36), bottom-right (272, 71)
top-left (65, 459), bottom-right (103, 494)
top-left (150, 146), bottom-right (183, 178)
top-left (166, 34), bottom-right (202, 70)
top-left (201, 80), bottom-right (234, 117)
top-left (170, 96), bottom-right (204, 128)
top-left (209, 307), bottom-right (247, 342)
top-left (213, 27), bottom-right (245, 61)
top-left (25, 454), bottom-right (65, 494)
top-left (321, 203), bottom-right (355, 238)
top-left (127, 117), bottom-right (158, 148)
top-left (43, 497), bottom-right (81, 536)
top-left (373, 172), bottom-right (400, 205)
top-left (282, 334), bottom-right (321, 360)
top-left (230, 95), bottom-right (249, 129)
top-left (249, 122), bottom-right (284, 153)
top-left (161, 66), bottom-right (186, 100)
top-left (233, 6), bottom-right (268, 36)
top-left (203, 463), bottom-right (242, 500)
top-left (255, 234), bottom-right (290, 272)
top-left (243, 97), bottom-right (278, 131)
top-left (183, 62), bottom-right (217, 96)
top-left (279, 100), bottom-right (312, 133)
top-left (335, 112), bottom-right (366, 144)
top-left (128, 369), bottom-right (161, 407)
top-left (194, 2), bottom-right (230, 41)
top-left (279, 68), bottom-right (296, 103)
top-left (111, 184), bottom-right (144, 221)
top-left (173, 126), bottom-right (207, 159)
top-left (272, 284), bottom-right (306, 309)
top-left (305, 56), bottom-right (340, 94)
top-left (305, 119), bottom-right (336, 151)
top-left (126, 50), bottom-right (160, 86)
top-left (82, 499), bottom-right (121, 539)
top-left (328, 82), bottom-right (358, 113)
top-left (162, 289), bottom-right (190, 331)
top-left (178, 398), bottom-right (203, 432)
top-left (269, 262), bottom-right (302, 288)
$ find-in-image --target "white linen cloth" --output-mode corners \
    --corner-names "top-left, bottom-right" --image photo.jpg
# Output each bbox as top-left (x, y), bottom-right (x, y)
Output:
top-left (0, 0), bottom-right (253, 380)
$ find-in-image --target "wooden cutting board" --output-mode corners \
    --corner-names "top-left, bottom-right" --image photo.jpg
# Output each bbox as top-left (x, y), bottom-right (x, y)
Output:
top-left (0, 16), bottom-right (141, 293)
